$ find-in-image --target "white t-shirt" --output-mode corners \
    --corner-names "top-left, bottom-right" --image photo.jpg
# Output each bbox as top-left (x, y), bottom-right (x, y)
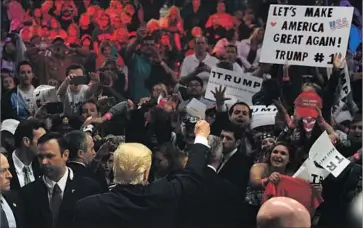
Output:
top-left (233, 62), bottom-right (245, 74)
top-left (62, 85), bottom-right (89, 115)
top-left (17, 85), bottom-right (35, 111)
top-left (180, 53), bottom-right (219, 88)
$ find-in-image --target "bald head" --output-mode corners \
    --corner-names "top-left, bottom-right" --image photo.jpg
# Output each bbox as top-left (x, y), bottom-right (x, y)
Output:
top-left (257, 197), bottom-right (311, 228)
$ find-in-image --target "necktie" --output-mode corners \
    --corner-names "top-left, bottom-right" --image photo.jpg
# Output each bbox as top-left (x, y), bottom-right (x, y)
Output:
top-left (51, 184), bottom-right (62, 227)
top-left (23, 166), bottom-right (31, 186)
top-left (0, 201), bottom-right (9, 228)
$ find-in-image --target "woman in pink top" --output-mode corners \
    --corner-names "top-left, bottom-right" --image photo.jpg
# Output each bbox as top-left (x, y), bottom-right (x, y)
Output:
top-left (205, 1), bottom-right (233, 30)
top-left (3, 0), bottom-right (25, 23)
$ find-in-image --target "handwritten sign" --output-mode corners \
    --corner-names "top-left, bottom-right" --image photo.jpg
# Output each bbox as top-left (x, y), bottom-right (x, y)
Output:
top-left (186, 98), bottom-right (207, 119)
top-left (293, 158), bottom-right (330, 184)
top-left (205, 67), bottom-right (262, 105)
top-left (260, 5), bottom-right (354, 67)
top-left (309, 131), bottom-right (350, 177)
top-left (33, 85), bottom-right (59, 111)
top-left (250, 105), bottom-right (278, 129)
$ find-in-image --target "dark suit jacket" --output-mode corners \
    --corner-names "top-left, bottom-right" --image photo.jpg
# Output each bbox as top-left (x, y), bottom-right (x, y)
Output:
top-left (73, 143), bottom-right (210, 228)
top-left (218, 150), bottom-right (252, 198)
top-left (67, 161), bottom-right (108, 192)
top-left (178, 166), bottom-right (243, 228)
top-left (8, 155), bottom-right (42, 191)
top-left (20, 170), bottom-right (101, 228)
top-left (2, 191), bottom-right (26, 228)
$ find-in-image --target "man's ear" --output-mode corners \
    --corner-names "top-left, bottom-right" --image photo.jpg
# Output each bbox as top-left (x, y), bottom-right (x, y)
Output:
top-left (77, 150), bottom-right (84, 159)
top-left (62, 149), bottom-right (69, 162)
top-left (143, 165), bottom-right (151, 185)
top-left (236, 139), bottom-right (241, 148)
top-left (22, 137), bottom-right (30, 147)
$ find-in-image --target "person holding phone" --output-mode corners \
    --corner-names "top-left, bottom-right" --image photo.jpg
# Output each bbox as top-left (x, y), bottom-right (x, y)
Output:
top-left (179, 36), bottom-right (219, 89)
top-left (57, 64), bottom-right (100, 115)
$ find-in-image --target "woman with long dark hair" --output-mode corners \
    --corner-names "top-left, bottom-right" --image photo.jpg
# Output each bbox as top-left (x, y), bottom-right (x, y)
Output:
top-left (245, 141), bottom-right (297, 226)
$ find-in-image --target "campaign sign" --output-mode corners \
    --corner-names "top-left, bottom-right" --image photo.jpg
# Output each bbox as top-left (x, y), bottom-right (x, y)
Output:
top-left (205, 67), bottom-right (262, 105)
top-left (309, 131), bottom-right (350, 177)
top-left (260, 5), bottom-right (354, 67)
top-left (293, 158), bottom-right (330, 184)
top-left (33, 85), bottom-right (58, 111)
top-left (250, 105), bottom-right (278, 129)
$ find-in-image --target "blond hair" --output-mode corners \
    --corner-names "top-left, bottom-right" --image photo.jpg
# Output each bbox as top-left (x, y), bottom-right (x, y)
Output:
top-left (113, 143), bottom-right (152, 185)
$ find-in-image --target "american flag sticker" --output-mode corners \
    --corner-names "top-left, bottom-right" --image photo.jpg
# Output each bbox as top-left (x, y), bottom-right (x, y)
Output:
top-left (329, 18), bottom-right (349, 31)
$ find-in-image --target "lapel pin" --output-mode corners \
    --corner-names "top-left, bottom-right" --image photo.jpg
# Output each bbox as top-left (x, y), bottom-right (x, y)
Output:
top-left (72, 189), bottom-right (75, 193)
top-left (13, 203), bottom-right (17, 207)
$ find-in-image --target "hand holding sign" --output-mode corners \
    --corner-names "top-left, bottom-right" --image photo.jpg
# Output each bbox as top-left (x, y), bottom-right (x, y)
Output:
top-left (332, 52), bottom-right (346, 69)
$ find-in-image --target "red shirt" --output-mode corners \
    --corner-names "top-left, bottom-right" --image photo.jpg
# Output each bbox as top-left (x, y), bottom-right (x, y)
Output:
top-left (263, 175), bottom-right (324, 215)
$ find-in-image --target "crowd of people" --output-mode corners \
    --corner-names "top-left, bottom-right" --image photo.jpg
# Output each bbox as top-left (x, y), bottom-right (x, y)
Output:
top-left (0, 0), bottom-right (362, 227)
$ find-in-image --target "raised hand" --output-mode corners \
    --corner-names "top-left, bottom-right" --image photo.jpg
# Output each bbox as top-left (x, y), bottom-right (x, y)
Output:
top-left (211, 85), bottom-right (231, 106)
top-left (89, 72), bottom-right (100, 83)
top-left (333, 53), bottom-right (346, 69)
top-left (194, 120), bottom-right (210, 138)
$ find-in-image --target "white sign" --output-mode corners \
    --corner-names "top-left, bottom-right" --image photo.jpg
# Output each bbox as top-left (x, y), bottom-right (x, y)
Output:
top-left (260, 5), bottom-right (354, 67)
top-left (309, 131), bottom-right (350, 177)
top-left (293, 158), bottom-right (330, 184)
top-left (205, 67), bottom-right (262, 105)
top-left (33, 85), bottom-right (59, 111)
top-left (250, 105), bottom-right (278, 129)
top-left (186, 98), bottom-right (207, 119)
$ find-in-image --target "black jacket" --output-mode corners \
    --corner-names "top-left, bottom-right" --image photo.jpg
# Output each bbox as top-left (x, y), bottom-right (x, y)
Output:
top-left (178, 166), bottom-right (244, 228)
top-left (8, 155), bottom-right (42, 191)
top-left (73, 143), bottom-right (210, 228)
top-left (2, 191), bottom-right (26, 228)
top-left (20, 169), bottom-right (101, 228)
top-left (67, 161), bottom-right (108, 192)
top-left (218, 150), bottom-right (252, 198)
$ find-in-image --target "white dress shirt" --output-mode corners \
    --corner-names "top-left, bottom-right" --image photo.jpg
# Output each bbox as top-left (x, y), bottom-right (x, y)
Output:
top-left (68, 161), bottom-right (86, 167)
top-left (180, 53), bottom-right (219, 88)
top-left (217, 148), bottom-right (238, 173)
top-left (194, 136), bottom-right (210, 148)
top-left (43, 168), bottom-right (71, 204)
top-left (233, 62), bottom-right (245, 74)
top-left (237, 39), bottom-right (262, 69)
top-left (0, 196), bottom-right (17, 228)
top-left (207, 165), bottom-right (217, 173)
top-left (12, 152), bottom-right (35, 188)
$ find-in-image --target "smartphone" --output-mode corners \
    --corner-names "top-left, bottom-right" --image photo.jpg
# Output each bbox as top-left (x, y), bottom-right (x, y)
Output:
top-left (46, 102), bottom-right (63, 114)
top-left (70, 76), bottom-right (88, 85)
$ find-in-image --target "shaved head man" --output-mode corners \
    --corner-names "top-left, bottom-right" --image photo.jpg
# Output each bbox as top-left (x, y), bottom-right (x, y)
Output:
top-left (257, 197), bottom-right (311, 228)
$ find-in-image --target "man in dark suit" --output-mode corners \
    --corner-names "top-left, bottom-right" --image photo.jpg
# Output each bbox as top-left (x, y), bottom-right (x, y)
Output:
top-left (0, 153), bottom-right (25, 228)
top-left (20, 133), bottom-right (101, 228)
top-left (73, 120), bottom-right (211, 228)
top-left (217, 122), bottom-right (252, 198)
top-left (9, 119), bottom-right (46, 190)
top-left (64, 130), bottom-right (108, 191)
top-left (178, 135), bottom-right (243, 228)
